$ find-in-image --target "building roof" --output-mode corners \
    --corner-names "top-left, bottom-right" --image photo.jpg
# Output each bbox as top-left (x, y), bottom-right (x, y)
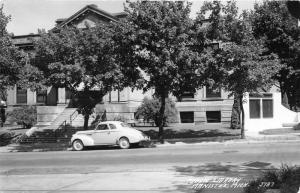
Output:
top-left (54, 4), bottom-right (123, 28)
top-left (12, 4), bottom-right (126, 48)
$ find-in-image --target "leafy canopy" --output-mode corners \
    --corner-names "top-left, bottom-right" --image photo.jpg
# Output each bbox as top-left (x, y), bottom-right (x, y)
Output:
top-left (0, 5), bottom-right (26, 96)
top-left (252, 1), bottom-right (300, 110)
top-left (115, 1), bottom-right (205, 98)
top-left (33, 24), bottom-right (128, 129)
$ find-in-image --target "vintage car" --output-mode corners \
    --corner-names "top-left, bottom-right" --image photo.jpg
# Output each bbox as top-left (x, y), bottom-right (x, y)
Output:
top-left (71, 121), bottom-right (151, 150)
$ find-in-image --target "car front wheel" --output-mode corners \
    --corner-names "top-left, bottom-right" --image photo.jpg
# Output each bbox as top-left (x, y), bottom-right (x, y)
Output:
top-left (72, 139), bottom-right (84, 151)
top-left (119, 137), bottom-right (130, 149)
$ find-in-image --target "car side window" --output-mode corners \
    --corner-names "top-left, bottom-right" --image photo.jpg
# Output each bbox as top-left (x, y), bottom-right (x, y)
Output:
top-left (97, 124), bottom-right (109, 130)
top-left (109, 124), bottom-right (117, 130)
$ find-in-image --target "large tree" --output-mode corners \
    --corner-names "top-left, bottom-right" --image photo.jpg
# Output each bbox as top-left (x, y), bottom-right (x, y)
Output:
top-left (196, 1), bottom-right (253, 130)
top-left (252, 1), bottom-right (300, 111)
top-left (0, 5), bottom-right (25, 101)
top-left (197, 1), bottom-right (281, 138)
top-left (0, 5), bottom-right (28, 127)
top-left (113, 1), bottom-right (205, 143)
top-left (33, 25), bottom-right (127, 130)
top-left (203, 41), bottom-right (280, 138)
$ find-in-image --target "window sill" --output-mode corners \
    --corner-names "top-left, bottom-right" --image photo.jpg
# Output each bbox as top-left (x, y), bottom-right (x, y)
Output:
top-left (202, 98), bottom-right (224, 101)
top-left (108, 101), bottom-right (129, 104)
top-left (179, 99), bottom-right (197, 102)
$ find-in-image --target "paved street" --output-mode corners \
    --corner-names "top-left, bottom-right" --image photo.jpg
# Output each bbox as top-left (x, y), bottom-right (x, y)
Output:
top-left (1, 141), bottom-right (300, 193)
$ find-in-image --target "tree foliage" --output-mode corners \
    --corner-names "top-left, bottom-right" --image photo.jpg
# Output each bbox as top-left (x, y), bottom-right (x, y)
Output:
top-left (197, 1), bottom-right (281, 138)
top-left (135, 97), bottom-right (177, 126)
top-left (0, 5), bottom-right (26, 99)
top-left (33, 25), bottom-right (127, 130)
top-left (252, 1), bottom-right (300, 111)
top-left (114, 1), bottom-right (205, 142)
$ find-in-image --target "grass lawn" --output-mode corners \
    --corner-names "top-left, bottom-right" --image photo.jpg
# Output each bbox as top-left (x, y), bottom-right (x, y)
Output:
top-left (134, 124), bottom-right (241, 140)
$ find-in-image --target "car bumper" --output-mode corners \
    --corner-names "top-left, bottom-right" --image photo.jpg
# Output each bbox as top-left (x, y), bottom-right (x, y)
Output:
top-left (139, 138), bottom-right (151, 147)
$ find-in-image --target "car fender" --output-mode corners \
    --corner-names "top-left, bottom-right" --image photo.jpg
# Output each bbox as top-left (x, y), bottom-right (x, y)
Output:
top-left (118, 133), bottom-right (142, 144)
top-left (72, 134), bottom-right (95, 146)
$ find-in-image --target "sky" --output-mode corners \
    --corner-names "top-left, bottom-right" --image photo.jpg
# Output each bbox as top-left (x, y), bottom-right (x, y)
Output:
top-left (1, 0), bottom-right (257, 36)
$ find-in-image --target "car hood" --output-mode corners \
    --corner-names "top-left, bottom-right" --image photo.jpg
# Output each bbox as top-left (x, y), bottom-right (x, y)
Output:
top-left (75, 130), bottom-right (95, 135)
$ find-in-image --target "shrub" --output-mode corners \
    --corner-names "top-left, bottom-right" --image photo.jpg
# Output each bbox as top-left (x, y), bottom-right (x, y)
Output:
top-left (245, 165), bottom-right (300, 193)
top-left (135, 97), bottom-right (178, 126)
top-left (293, 123), bottom-right (300, 130)
top-left (0, 131), bottom-right (17, 146)
top-left (8, 106), bottom-right (37, 128)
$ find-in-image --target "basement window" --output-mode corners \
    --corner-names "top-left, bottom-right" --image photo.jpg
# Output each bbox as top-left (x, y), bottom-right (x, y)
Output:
top-left (206, 111), bottom-right (221, 123)
top-left (180, 112), bottom-right (194, 123)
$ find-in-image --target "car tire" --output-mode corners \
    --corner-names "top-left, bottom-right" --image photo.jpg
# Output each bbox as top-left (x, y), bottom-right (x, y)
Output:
top-left (72, 139), bottom-right (84, 151)
top-left (119, 137), bottom-right (130, 149)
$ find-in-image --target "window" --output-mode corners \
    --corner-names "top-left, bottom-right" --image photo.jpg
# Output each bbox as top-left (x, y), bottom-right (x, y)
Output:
top-left (181, 92), bottom-right (194, 99)
top-left (109, 124), bottom-right (117, 129)
top-left (108, 91), bottom-right (111, 103)
top-left (109, 90), bottom-right (121, 103)
top-left (97, 124), bottom-right (109, 130)
top-left (206, 111), bottom-right (221, 123)
top-left (249, 99), bottom-right (261, 118)
top-left (180, 112), bottom-right (194, 123)
top-left (36, 89), bottom-right (47, 103)
top-left (121, 123), bottom-right (132, 128)
top-left (249, 93), bottom-right (273, 119)
top-left (262, 99), bottom-right (273, 118)
top-left (206, 86), bottom-right (221, 98)
top-left (16, 88), bottom-right (27, 104)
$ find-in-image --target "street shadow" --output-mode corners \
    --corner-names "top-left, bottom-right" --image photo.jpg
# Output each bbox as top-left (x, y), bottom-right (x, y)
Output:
top-left (172, 162), bottom-right (273, 193)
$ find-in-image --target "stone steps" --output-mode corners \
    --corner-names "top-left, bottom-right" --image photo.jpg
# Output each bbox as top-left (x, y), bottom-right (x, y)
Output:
top-left (51, 108), bottom-right (77, 126)
top-left (19, 127), bottom-right (79, 144)
top-left (282, 122), bottom-right (299, 127)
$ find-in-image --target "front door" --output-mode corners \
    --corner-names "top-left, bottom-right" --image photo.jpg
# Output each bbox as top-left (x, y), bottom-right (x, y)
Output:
top-left (92, 124), bottom-right (113, 145)
top-left (107, 123), bottom-right (121, 143)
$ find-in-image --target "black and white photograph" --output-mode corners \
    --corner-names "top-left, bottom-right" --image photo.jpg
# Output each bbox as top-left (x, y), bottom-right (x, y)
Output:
top-left (0, 0), bottom-right (300, 192)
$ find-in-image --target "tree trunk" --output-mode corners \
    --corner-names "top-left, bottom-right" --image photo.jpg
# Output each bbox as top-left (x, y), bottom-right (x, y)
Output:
top-left (239, 95), bottom-right (245, 139)
top-left (83, 114), bottom-right (89, 130)
top-left (158, 95), bottom-right (166, 144)
top-left (230, 94), bottom-right (241, 130)
top-left (0, 108), bottom-right (5, 127)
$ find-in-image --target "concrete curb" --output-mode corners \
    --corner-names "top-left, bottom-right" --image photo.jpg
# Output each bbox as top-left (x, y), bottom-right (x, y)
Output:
top-left (1, 134), bottom-right (300, 153)
top-left (154, 135), bottom-right (300, 147)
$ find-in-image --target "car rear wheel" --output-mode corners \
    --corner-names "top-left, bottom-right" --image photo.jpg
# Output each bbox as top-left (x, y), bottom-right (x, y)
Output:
top-left (72, 139), bottom-right (84, 151)
top-left (119, 137), bottom-right (130, 149)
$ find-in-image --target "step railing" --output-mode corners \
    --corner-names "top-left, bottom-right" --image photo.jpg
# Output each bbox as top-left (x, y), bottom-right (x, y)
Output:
top-left (54, 120), bottom-right (67, 138)
top-left (70, 110), bottom-right (78, 126)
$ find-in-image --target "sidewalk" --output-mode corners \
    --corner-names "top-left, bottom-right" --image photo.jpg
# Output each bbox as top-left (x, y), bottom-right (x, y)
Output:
top-left (1, 132), bottom-right (300, 153)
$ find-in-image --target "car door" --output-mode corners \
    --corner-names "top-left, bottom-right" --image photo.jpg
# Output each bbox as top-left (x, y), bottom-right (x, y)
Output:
top-left (92, 124), bottom-right (113, 145)
top-left (108, 123), bottom-right (121, 143)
